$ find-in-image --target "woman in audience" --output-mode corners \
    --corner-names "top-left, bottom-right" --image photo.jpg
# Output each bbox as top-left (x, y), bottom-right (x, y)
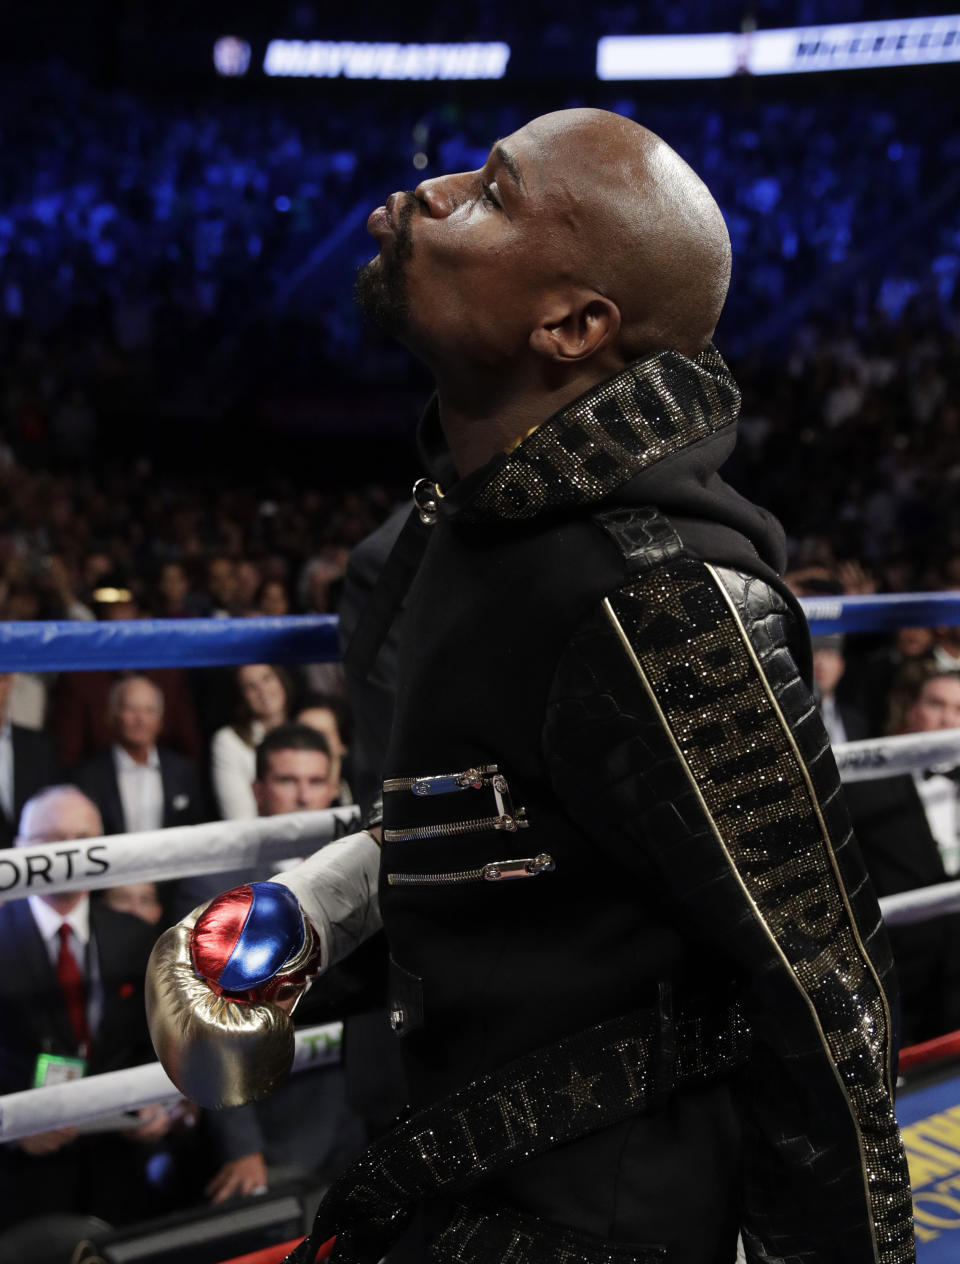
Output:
top-left (210, 664), bottom-right (294, 819)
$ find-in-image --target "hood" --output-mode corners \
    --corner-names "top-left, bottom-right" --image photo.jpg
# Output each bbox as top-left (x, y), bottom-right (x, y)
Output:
top-left (416, 345), bottom-right (786, 577)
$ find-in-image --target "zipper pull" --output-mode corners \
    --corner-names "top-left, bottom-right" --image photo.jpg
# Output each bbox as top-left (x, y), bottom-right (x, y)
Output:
top-left (482, 854), bottom-right (555, 881)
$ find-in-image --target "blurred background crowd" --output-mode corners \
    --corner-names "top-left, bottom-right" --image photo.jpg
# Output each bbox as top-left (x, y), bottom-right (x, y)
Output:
top-left (1, 0), bottom-right (960, 1258)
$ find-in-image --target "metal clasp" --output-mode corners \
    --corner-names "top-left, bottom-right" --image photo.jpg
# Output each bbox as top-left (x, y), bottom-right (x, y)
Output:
top-left (412, 478), bottom-right (443, 526)
top-left (411, 767), bottom-right (490, 796)
top-left (481, 853), bottom-right (554, 881)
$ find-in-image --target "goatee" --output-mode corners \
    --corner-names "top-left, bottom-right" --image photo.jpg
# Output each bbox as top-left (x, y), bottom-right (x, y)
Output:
top-left (354, 194), bottom-right (415, 338)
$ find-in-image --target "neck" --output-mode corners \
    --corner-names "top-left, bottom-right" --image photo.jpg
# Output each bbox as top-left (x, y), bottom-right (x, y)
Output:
top-left (44, 891), bottom-right (86, 918)
top-left (436, 360), bottom-right (622, 478)
top-left (119, 741), bottom-right (152, 765)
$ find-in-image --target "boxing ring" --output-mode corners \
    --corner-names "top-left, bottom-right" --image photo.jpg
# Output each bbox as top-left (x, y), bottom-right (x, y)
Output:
top-left (2, 597), bottom-right (960, 1261)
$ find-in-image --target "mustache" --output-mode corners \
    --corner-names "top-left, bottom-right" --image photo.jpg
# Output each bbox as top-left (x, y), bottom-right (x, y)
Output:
top-left (391, 191), bottom-right (418, 260)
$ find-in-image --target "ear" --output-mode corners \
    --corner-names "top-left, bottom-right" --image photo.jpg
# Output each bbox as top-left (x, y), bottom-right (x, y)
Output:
top-left (529, 292), bottom-right (621, 363)
top-left (252, 780), bottom-right (266, 812)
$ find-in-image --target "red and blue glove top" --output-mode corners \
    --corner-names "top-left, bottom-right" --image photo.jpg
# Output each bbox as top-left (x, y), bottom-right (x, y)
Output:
top-left (191, 881), bottom-right (309, 999)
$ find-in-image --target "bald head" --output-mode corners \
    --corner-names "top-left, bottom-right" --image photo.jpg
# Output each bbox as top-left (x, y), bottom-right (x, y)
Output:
top-left (17, 785), bottom-right (103, 846)
top-left (17, 786), bottom-right (103, 915)
top-left (359, 107), bottom-right (730, 371)
top-left (515, 109), bottom-right (731, 358)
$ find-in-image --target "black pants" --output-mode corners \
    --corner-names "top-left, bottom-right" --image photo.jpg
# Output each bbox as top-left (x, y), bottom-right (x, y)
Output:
top-left (387, 1083), bottom-right (741, 1263)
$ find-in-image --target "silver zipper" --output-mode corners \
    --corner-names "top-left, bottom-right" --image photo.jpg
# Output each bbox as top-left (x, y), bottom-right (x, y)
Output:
top-left (387, 853), bottom-right (555, 887)
top-left (384, 765), bottom-right (498, 795)
top-left (383, 809), bottom-right (527, 844)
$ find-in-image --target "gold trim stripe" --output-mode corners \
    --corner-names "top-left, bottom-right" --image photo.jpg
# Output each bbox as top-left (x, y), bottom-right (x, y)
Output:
top-left (601, 559), bottom-right (913, 1263)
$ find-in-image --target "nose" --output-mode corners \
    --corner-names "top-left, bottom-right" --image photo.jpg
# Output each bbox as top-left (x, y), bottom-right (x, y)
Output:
top-left (414, 171), bottom-right (469, 219)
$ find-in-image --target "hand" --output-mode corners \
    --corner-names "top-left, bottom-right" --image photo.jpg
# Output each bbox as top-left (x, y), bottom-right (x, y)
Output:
top-left (205, 1152), bottom-right (269, 1204)
top-left (19, 1127), bottom-right (78, 1155)
top-left (146, 882), bottom-right (321, 1109)
top-left (132, 1103), bottom-right (171, 1143)
top-left (837, 559), bottom-right (877, 596)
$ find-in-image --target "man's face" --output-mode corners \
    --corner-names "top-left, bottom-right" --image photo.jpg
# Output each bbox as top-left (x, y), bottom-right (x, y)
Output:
top-left (17, 790), bottom-right (102, 915)
top-left (160, 564), bottom-right (189, 605)
top-left (812, 649), bottom-right (845, 698)
top-left (356, 118), bottom-right (569, 367)
top-left (254, 748), bottom-right (336, 816)
top-left (906, 676), bottom-right (960, 732)
top-left (208, 558), bottom-right (236, 608)
top-left (112, 679), bottom-right (164, 750)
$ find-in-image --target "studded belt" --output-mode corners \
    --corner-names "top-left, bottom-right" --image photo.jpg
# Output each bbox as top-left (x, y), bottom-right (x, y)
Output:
top-left (285, 987), bottom-right (750, 1264)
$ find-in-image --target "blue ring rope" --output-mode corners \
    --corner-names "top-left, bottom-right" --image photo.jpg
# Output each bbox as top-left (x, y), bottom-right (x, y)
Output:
top-left (0, 615), bottom-right (339, 672)
top-left (0, 594), bottom-right (955, 672)
top-left (799, 591), bottom-right (960, 636)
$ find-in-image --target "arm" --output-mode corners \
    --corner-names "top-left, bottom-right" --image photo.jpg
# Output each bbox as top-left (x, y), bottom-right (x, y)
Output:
top-left (204, 1104), bottom-right (269, 1202)
top-left (147, 830), bottom-right (381, 1109)
top-left (543, 559), bottom-right (913, 1264)
top-left (271, 828), bottom-right (382, 973)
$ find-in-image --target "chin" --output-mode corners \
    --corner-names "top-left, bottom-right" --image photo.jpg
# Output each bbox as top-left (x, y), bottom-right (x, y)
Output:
top-left (354, 259), bottom-right (410, 340)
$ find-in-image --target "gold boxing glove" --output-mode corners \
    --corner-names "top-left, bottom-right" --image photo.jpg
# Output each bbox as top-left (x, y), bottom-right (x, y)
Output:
top-left (145, 882), bottom-right (321, 1109)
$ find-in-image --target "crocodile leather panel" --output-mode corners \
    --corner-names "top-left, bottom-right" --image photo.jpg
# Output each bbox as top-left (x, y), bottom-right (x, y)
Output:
top-left (462, 346), bottom-right (739, 524)
top-left (593, 506), bottom-right (686, 574)
top-left (543, 559), bottom-right (915, 1264)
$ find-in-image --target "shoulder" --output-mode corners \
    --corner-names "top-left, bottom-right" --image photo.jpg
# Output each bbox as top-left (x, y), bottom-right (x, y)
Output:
top-left (211, 726), bottom-right (248, 755)
top-left (158, 746), bottom-right (198, 775)
top-left (11, 724), bottom-right (56, 752)
top-left (91, 900), bottom-right (158, 962)
top-left (72, 750), bottom-right (113, 780)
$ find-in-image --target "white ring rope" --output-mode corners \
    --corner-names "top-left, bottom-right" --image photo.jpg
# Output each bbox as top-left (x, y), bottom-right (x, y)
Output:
top-left (0, 1022), bottom-right (343, 1143)
top-left (0, 731), bottom-right (953, 904)
top-left (834, 728), bottom-right (960, 782)
top-left (878, 880), bottom-right (960, 928)
top-left (0, 806), bottom-right (360, 903)
top-left (3, 727), bottom-right (959, 1143)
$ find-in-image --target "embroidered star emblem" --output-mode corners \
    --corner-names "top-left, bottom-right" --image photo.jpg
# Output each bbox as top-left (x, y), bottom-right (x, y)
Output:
top-left (555, 1065), bottom-right (602, 1114)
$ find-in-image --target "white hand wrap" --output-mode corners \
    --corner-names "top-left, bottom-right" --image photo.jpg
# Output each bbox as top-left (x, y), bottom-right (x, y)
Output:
top-left (273, 829), bottom-right (382, 972)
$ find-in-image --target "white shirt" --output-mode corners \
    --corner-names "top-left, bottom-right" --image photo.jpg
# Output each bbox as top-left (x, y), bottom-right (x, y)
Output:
top-left (27, 893), bottom-right (103, 1038)
top-left (819, 696), bottom-right (848, 748)
top-left (210, 723), bottom-right (263, 820)
top-left (914, 772), bottom-right (960, 877)
top-left (113, 744), bottom-right (164, 833)
top-left (0, 720), bottom-right (13, 825)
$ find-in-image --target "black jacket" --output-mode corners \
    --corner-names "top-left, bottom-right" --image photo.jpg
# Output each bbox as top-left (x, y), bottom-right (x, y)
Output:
top-left (846, 772), bottom-right (960, 1045)
top-left (375, 348), bottom-right (913, 1263)
top-left (0, 897), bottom-right (157, 1092)
top-left (72, 745), bottom-right (206, 835)
top-left (0, 725), bottom-right (62, 846)
top-left (0, 897), bottom-right (159, 1229)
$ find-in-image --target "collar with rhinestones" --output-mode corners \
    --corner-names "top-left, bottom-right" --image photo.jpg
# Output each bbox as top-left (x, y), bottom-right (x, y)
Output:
top-left (445, 345), bottom-right (739, 526)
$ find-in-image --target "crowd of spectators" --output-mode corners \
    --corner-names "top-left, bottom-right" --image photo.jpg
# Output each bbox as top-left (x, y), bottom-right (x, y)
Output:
top-left (238, 0), bottom-right (960, 42)
top-left (1, 64), bottom-right (958, 450)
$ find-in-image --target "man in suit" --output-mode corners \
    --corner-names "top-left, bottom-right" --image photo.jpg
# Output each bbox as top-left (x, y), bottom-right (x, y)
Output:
top-left (811, 633), bottom-right (871, 745)
top-left (847, 667), bottom-right (960, 1044)
top-left (0, 671), bottom-right (61, 847)
top-left (72, 675), bottom-right (206, 835)
top-left (0, 786), bottom-right (168, 1234)
top-left (51, 584), bottom-right (203, 769)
